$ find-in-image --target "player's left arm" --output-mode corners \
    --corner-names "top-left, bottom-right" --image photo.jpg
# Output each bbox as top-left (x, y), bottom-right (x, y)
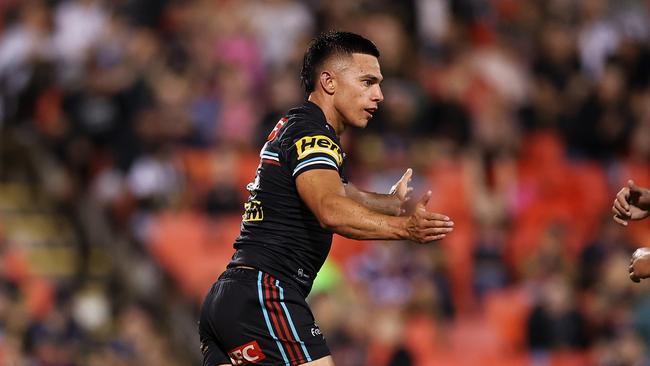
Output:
top-left (344, 168), bottom-right (413, 216)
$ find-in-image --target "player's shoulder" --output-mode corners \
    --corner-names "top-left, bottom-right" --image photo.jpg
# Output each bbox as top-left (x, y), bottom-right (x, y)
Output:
top-left (279, 101), bottom-right (336, 142)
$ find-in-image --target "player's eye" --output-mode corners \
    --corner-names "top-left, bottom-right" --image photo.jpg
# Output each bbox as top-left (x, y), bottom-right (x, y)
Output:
top-left (362, 80), bottom-right (372, 87)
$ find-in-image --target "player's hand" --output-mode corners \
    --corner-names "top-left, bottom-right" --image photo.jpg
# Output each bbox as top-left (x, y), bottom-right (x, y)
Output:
top-left (629, 247), bottom-right (650, 283)
top-left (389, 168), bottom-right (414, 216)
top-left (612, 180), bottom-right (650, 226)
top-left (405, 191), bottom-right (454, 243)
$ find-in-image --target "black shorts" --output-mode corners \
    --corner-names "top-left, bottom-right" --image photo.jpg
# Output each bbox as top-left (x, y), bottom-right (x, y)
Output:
top-left (198, 268), bottom-right (330, 365)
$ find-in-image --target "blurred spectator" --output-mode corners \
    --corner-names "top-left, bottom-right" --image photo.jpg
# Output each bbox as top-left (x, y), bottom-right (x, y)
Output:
top-left (527, 276), bottom-right (589, 352)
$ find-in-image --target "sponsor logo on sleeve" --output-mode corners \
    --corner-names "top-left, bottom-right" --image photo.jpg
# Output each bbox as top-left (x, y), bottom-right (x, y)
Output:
top-left (294, 135), bottom-right (343, 165)
top-left (228, 340), bottom-right (266, 365)
top-left (243, 200), bottom-right (263, 222)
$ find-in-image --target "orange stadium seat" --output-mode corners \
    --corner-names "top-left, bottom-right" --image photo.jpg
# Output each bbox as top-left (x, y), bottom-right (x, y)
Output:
top-left (3, 249), bottom-right (30, 284)
top-left (24, 278), bottom-right (54, 320)
top-left (178, 148), bottom-right (215, 193)
top-left (147, 211), bottom-right (241, 301)
top-left (403, 313), bottom-right (440, 364)
top-left (329, 234), bottom-right (370, 267)
top-left (441, 227), bottom-right (475, 313)
top-left (508, 133), bottom-right (612, 270)
top-left (426, 159), bottom-right (476, 313)
top-left (418, 314), bottom-right (529, 366)
top-left (236, 149), bottom-right (262, 195)
top-left (484, 287), bottom-right (532, 353)
top-left (549, 350), bottom-right (593, 366)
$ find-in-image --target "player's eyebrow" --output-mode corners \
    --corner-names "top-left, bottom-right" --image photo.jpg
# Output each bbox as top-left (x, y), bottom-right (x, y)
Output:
top-left (360, 74), bottom-right (383, 84)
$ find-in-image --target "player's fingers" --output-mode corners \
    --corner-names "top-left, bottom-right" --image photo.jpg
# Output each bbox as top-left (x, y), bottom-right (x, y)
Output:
top-left (420, 227), bottom-right (454, 236)
top-left (423, 234), bottom-right (447, 242)
top-left (417, 218), bottom-right (454, 228)
top-left (429, 219), bottom-right (454, 228)
top-left (630, 263), bottom-right (641, 282)
top-left (616, 189), bottom-right (630, 211)
top-left (613, 215), bottom-right (628, 226)
top-left (613, 200), bottom-right (629, 217)
top-left (418, 210), bottom-right (450, 221)
top-left (633, 248), bottom-right (645, 259)
top-left (416, 191), bottom-right (432, 207)
top-left (401, 168), bottom-right (413, 182)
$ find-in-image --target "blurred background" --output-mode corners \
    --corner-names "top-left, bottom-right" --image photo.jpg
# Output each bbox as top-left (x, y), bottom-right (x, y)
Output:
top-left (1, 0), bottom-right (650, 365)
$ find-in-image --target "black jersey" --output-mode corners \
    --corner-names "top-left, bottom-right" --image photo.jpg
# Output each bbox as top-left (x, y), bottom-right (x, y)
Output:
top-left (228, 101), bottom-right (346, 297)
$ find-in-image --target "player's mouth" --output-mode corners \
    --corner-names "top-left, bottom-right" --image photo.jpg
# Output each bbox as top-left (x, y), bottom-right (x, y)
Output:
top-left (364, 108), bottom-right (377, 118)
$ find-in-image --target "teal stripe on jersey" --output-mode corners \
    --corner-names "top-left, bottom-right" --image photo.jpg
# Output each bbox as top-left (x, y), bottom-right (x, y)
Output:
top-left (293, 157), bottom-right (337, 176)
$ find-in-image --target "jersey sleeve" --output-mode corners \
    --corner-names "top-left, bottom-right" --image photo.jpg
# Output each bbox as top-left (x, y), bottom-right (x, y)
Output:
top-left (283, 123), bottom-right (344, 178)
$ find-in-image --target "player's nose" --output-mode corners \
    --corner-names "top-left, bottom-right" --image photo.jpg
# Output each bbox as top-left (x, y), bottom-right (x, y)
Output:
top-left (372, 85), bottom-right (384, 103)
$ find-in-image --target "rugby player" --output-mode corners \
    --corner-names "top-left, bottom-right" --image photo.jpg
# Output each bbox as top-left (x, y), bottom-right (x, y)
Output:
top-left (198, 31), bottom-right (455, 366)
top-left (612, 180), bottom-right (650, 282)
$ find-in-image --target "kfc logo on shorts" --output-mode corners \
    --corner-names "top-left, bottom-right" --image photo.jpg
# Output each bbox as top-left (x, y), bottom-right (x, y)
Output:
top-left (311, 323), bottom-right (322, 337)
top-left (228, 340), bottom-right (266, 365)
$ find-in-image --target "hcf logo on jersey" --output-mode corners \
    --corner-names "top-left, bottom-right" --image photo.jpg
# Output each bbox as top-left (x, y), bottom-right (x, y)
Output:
top-left (228, 340), bottom-right (266, 365)
top-left (295, 135), bottom-right (343, 166)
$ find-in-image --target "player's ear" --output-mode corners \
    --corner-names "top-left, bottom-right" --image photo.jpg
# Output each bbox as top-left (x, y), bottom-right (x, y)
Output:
top-left (318, 70), bottom-right (335, 95)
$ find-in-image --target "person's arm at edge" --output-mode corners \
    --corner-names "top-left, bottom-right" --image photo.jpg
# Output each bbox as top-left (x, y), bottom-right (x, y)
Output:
top-left (296, 169), bottom-right (453, 242)
top-left (612, 180), bottom-right (650, 226)
top-left (629, 248), bottom-right (650, 283)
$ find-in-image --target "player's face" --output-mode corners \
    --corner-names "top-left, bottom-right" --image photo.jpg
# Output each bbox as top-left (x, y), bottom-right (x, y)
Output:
top-left (333, 53), bottom-right (384, 128)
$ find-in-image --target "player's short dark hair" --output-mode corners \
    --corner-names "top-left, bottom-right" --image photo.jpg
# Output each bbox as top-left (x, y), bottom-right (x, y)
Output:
top-left (300, 31), bottom-right (380, 96)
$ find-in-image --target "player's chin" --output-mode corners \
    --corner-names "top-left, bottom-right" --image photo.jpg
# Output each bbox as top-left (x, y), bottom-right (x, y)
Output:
top-left (357, 116), bottom-right (371, 127)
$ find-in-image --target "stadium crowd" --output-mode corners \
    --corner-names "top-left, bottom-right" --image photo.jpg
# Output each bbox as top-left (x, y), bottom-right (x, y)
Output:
top-left (1, 0), bottom-right (650, 365)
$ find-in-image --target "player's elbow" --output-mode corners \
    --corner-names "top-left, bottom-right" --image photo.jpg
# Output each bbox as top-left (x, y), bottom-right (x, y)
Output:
top-left (315, 196), bottom-right (345, 230)
top-left (317, 209), bottom-right (340, 230)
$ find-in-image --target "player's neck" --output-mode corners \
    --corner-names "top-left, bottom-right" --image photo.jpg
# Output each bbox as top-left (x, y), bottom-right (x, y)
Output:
top-left (307, 94), bottom-right (345, 136)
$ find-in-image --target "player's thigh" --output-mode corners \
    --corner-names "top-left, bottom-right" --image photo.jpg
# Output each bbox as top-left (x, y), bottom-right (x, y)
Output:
top-left (199, 269), bottom-right (264, 365)
top-left (300, 355), bottom-right (335, 365)
top-left (201, 270), bottom-right (332, 365)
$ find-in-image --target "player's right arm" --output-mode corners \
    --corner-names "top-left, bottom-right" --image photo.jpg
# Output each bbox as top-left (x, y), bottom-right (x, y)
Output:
top-left (612, 180), bottom-right (650, 226)
top-left (296, 169), bottom-right (453, 243)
